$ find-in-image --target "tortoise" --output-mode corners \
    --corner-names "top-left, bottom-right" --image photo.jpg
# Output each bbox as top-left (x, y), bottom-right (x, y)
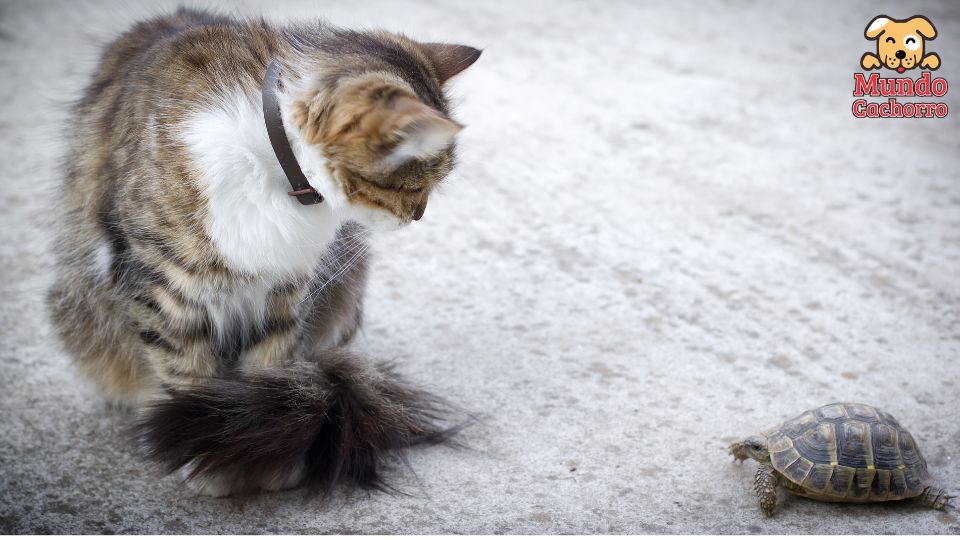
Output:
top-left (729, 402), bottom-right (954, 516)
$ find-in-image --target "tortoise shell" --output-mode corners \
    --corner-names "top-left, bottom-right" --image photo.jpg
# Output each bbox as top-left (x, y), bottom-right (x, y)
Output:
top-left (762, 402), bottom-right (932, 502)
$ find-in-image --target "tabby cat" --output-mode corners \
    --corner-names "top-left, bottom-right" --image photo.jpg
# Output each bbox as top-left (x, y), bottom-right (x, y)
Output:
top-left (46, 8), bottom-right (480, 496)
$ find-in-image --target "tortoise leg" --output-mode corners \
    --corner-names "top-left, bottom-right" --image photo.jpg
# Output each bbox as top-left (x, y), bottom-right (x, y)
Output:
top-left (754, 465), bottom-right (779, 517)
top-left (920, 486), bottom-right (956, 511)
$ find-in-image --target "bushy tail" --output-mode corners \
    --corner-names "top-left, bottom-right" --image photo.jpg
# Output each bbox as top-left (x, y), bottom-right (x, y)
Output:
top-left (134, 350), bottom-right (459, 496)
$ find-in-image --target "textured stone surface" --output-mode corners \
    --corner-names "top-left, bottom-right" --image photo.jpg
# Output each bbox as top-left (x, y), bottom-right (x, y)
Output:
top-left (1, 0), bottom-right (958, 534)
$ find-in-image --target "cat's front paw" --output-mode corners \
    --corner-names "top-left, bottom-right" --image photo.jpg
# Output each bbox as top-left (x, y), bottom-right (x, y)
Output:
top-left (177, 460), bottom-right (306, 497)
top-left (178, 466), bottom-right (236, 498)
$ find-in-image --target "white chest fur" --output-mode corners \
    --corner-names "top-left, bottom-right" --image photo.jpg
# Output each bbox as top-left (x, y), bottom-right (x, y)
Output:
top-left (181, 92), bottom-right (340, 279)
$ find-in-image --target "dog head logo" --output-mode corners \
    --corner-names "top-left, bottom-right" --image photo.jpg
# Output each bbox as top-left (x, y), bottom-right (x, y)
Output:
top-left (861, 15), bottom-right (940, 73)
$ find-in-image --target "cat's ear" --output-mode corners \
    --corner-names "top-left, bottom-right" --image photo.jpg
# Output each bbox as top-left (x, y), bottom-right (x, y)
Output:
top-left (421, 43), bottom-right (482, 83)
top-left (378, 95), bottom-right (461, 169)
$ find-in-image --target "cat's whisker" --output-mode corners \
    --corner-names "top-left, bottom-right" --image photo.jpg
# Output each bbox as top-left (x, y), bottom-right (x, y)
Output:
top-left (299, 243), bottom-right (369, 307)
top-left (292, 228), bottom-right (369, 249)
top-left (306, 245), bottom-right (369, 301)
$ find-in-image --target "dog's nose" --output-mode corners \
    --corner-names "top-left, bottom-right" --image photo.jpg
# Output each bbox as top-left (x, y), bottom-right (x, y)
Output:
top-left (896, 50), bottom-right (906, 59)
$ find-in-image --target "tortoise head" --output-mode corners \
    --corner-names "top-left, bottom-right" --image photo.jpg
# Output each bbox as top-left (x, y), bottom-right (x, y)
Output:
top-left (728, 436), bottom-right (770, 463)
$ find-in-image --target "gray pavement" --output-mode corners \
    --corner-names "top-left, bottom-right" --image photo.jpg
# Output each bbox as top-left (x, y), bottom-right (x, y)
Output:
top-left (1, 0), bottom-right (958, 534)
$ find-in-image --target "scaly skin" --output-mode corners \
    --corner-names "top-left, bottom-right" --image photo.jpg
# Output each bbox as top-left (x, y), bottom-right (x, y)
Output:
top-left (920, 487), bottom-right (956, 511)
top-left (754, 464), bottom-right (779, 517)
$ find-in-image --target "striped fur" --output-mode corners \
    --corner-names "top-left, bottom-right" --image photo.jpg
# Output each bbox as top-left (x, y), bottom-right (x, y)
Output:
top-left (46, 8), bottom-right (479, 495)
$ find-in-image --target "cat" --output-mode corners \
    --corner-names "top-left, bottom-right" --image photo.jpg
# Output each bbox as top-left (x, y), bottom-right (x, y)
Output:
top-left (46, 7), bottom-right (480, 496)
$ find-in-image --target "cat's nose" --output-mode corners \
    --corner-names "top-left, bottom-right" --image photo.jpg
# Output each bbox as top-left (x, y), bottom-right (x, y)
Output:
top-left (896, 50), bottom-right (906, 59)
top-left (411, 201), bottom-right (427, 221)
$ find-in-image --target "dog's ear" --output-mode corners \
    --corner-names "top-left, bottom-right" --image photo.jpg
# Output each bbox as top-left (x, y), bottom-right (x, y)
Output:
top-left (864, 15), bottom-right (891, 40)
top-left (908, 15), bottom-right (937, 40)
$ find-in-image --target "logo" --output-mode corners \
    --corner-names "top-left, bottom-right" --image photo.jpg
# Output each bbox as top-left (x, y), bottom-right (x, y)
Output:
top-left (861, 15), bottom-right (940, 73)
top-left (852, 15), bottom-right (948, 118)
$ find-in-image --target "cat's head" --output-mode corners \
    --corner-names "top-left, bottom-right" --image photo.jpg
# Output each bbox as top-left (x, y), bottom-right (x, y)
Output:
top-left (285, 29), bottom-right (481, 231)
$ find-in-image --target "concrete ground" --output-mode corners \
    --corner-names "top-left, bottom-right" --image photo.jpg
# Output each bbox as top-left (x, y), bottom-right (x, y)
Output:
top-left (1, 0), bottom-right (959, 534)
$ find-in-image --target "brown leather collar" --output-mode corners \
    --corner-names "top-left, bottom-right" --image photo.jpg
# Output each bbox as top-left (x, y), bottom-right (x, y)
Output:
top-left (262, 59), bottom-right (323, 205)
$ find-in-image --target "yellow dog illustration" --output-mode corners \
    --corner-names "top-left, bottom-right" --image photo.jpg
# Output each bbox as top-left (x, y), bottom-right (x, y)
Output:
top-left (861, 15), bottom-right (940, 73)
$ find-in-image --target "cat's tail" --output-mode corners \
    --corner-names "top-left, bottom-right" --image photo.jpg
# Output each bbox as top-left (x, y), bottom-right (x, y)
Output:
top-left (133, 350), bottom-right (460, 496)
